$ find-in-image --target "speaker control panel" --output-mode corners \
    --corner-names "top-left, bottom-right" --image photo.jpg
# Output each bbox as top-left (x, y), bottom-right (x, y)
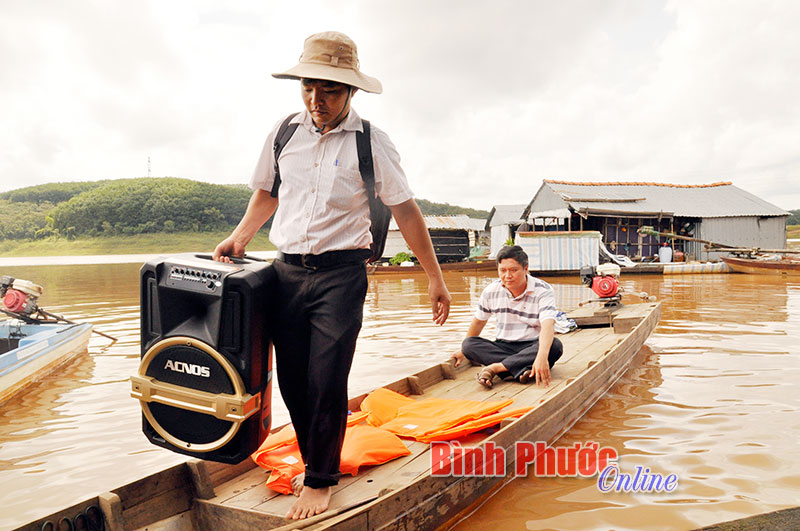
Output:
top-left (164, 259), bottom-right (240, 293)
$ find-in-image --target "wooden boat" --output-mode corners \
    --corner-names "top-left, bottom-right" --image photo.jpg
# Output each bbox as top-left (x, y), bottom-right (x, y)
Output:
top-left (0, 320), bottom-right (93, 404)
top-left (721, 255), bottom-right (800, 276)
top-left (21, 301), bottom-right (660, 531)
top-left (369, 259), bottom-right (496, 275)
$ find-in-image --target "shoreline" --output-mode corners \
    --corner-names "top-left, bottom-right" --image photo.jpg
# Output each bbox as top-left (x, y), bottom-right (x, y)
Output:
top-left (2, 239), bottom-right (796, 268)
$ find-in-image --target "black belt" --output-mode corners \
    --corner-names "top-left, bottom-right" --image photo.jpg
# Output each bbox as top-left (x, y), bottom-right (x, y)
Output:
top-left (277, 249), bottom-right (371, 270)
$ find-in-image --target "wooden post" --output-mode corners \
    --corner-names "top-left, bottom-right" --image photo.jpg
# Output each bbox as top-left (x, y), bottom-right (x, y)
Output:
top-left (187, 460), bottom-right (216, 499)
top-left (98, 491), bottom-right (125, 531)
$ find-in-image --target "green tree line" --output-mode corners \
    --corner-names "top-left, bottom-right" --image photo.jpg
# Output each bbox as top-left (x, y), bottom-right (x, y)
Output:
top-left (0, 199), bottom-right (55, 240)
top-left (415, 198), bottom-right (489, 219)
top-left (788, 209), bottom-right (800, 225)
top-left (0, 181), bottom-right (107, 204)
top-left (1, 178), bottom-right (490, 241)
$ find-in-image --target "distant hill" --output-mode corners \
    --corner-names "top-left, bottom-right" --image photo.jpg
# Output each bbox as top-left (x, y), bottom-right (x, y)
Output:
top-left (0, 178), bottom-right (489, 241)
top-left (0, 181), bottom-right (108, 204)
top-left (416, 198), bottom-right (489, 219)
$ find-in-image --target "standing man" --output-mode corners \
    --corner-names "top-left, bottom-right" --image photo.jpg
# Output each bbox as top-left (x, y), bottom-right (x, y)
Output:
top-left (213, 32), bottom-right (450, 520)
top-left (450, 245), bottom-right (562, 388)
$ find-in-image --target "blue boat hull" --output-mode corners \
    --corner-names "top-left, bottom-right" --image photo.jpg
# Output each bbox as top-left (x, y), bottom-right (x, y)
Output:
top-left (0, 321), bottom-right (93, 403)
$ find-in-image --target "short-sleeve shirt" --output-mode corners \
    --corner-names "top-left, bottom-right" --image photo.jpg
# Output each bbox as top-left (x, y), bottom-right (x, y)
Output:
top-left (249, 108), bottom-right (413, 255)
top-left (475, 275), bottom-right (558, 341)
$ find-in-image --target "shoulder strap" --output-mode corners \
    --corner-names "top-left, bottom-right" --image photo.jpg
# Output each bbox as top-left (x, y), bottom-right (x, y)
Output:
top-left (356, 120), bottom-right (393, 263)
top-left (356, 120), bottom-right (375, 191)
top-left (270, 113), bottom-right (300, 198)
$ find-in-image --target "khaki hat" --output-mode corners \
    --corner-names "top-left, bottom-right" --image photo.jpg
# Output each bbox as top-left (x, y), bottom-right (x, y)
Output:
top-left (272, 31), bottom-right (383, 94)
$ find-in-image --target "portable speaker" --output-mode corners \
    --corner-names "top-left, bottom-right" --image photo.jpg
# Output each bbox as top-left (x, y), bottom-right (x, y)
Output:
top-left (131, 253), bottom-right (275, 463)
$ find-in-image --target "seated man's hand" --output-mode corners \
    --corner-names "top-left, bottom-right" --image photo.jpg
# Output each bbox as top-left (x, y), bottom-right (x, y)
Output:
top-left (532, 354), bottom-right (551, 387)
top-left (450, 350), bottom-right (466, 368)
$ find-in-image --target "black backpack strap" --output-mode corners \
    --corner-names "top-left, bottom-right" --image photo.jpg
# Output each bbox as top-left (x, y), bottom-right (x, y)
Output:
top-left (356, 120), bottom-right (375, 196)
top-left (270, 112), bottom-right (300, 198)
top-left (356, 120), bottom-right (393, 263)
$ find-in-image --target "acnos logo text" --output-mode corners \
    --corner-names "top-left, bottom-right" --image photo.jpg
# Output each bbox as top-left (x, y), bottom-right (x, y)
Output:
top-left (164, 360), bottom-right (210, 378)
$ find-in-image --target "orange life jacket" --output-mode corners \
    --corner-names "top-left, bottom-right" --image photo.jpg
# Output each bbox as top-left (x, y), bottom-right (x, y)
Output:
top-left (418, 406), bottom-right (533, 442)
top-left (366, 395), bottom-right (513, 440)
top-left (251, 419), bottom-right (410, 494)
top-left (255, 410), bottom-right (370, 454)
top-left (359, 387), bottom-right (416, 426)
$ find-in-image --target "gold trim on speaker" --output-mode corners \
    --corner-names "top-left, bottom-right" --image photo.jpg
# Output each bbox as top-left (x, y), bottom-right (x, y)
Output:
top-left (131, 336), bottom-right (259, 453)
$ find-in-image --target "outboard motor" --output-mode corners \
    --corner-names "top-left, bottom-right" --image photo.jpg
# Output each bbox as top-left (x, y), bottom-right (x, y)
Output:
top-left (132, 254), bottom-right (275, 464)
top-left (580, 263), bottom-right (622, 306)
top-left (1, 276), bottom-right (44, 317)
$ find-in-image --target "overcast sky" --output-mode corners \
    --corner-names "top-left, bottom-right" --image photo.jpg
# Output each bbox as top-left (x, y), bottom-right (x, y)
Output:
top-left (2, 0), bottom-right (799, 211)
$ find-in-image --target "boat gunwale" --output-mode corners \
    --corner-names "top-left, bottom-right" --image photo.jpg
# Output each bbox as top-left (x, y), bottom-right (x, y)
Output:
top-left (722, 255), bottom-right (800, 275)
top-left (16, 302), bottom-right (661, 531)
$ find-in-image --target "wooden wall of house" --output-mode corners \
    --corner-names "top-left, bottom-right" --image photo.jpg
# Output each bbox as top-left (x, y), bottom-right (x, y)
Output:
top-left (430, 229), bottom-right (469, 263)
top-left (579, 216), bottom-right (673, 260)
top-left (577, 215), bottom-right (711, 260)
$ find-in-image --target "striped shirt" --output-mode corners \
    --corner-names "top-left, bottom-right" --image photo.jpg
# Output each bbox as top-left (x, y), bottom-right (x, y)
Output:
top-left (249, 109), bottom-right (413, 255)
top-left (475, 275), bottom-right (558, 341)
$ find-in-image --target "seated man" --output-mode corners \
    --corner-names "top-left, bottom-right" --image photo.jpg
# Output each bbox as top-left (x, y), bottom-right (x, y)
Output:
top-left (450, 245), bottom-right (563, 388)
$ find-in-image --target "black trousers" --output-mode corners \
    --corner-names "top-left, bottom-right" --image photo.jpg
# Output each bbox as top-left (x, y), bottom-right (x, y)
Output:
top-left (271, 259), bottom-right (368, 489)
top-left (461, 336), bottom-right (564, 380)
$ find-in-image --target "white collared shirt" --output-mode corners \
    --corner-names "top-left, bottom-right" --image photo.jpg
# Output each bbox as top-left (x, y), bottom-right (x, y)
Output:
top-left (249, 109), bottom-right (413, 255)
top-left (475, 275), bottom-right (558, 341)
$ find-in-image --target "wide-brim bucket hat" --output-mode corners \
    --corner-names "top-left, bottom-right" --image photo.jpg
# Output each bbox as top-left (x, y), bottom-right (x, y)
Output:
top-left (272, 31), bottom-right (383, 94)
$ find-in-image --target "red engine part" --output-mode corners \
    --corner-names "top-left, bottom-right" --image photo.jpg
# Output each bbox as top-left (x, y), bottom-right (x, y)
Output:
top-left (3, 289), bottom-right (33, 314)
top-left (591, 275), bottom-right (619, 298)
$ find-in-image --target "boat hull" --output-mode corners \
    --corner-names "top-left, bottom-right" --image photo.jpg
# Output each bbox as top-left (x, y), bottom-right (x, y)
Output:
top-left (0, 322), bottom-right (93, 404)
top-left (20, 303), bottom-right (661, 531)
top-left (722, 256), bottom-right (800, 276)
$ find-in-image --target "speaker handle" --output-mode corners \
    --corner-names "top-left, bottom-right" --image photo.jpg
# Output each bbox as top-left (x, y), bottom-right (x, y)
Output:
top-left (191, 253), bottom-right (266, 264)
top-left (131, 375), bottom-right (260, 422)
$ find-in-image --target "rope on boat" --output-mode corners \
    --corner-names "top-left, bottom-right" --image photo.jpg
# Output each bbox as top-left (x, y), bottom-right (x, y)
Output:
top-left (0, 307), bottom-right (117, 343)
top-left (39, 504), bottom-right (105, 530)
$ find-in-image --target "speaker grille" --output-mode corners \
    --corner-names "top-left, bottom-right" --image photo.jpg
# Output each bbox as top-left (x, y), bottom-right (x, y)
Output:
top-left (149, 403), bottom-right (232, 445)
top-left (144, 343), bottom-right (237, 446)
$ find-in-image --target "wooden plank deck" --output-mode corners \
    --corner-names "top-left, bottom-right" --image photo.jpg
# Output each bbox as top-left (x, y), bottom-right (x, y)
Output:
top-left (194, 306), bottom-right (647, 530)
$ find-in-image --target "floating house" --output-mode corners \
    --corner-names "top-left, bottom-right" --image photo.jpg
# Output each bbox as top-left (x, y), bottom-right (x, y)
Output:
top-left (384, 215), bottom-right (487, 263)
top-left (524, 181), bottom-right (789, 262)
top-left (485, 204), bottom-right (528, 258)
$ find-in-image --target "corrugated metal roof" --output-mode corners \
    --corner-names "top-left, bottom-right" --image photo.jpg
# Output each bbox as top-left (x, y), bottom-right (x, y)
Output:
top-left (541, 181), bottom-right (788, 218)
top-left (486, 204), bottom-right (527, 228)
top-left (388, 215), bottom-right (486, 231)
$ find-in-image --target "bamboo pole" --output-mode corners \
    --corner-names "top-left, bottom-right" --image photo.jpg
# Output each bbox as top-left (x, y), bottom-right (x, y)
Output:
top-left (638, 226), bottom-right (799, 256)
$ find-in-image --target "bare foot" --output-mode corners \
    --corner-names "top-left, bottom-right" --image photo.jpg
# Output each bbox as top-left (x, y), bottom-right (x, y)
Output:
top-left (286, 485), bottom-right (331, 520)
top-left (291, 473), bottom-right (304, 496)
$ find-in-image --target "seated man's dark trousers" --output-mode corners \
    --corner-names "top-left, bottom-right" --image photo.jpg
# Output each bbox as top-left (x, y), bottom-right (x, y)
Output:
top-left (461, 336), bottom-right (564, 380)
top-left (271, 258), bottom-right (368, 489)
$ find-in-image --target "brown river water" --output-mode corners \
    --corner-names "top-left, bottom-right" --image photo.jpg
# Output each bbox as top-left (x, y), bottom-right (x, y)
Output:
top-left (1, 259), bottom-right (799, 530)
